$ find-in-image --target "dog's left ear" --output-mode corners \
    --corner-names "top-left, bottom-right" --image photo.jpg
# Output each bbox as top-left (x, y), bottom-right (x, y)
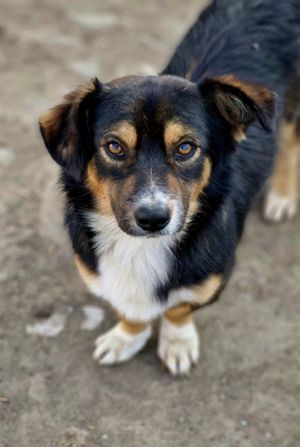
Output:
top-left (39, 78), bottom-right (102, 180)
top-left (199, 75), bottom-right (276, 143)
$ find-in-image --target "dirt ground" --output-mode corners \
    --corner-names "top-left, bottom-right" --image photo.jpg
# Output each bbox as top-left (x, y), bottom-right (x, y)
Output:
top-left (1, 1), bottom-right (300, 446)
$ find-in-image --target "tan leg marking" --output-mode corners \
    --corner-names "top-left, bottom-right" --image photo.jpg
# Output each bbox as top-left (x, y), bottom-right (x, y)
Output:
top-left (264, 119), bottom-right (300, 222)
top-left (158, 275), bottom-right (222, 376)
top-left (190, 274), bottom-right (223, 306)
top-left (119, 318), bottom-right (149, 335)
top-left (158, 303), bottom-right (199, 376)
top-left (270, 120), bottom-right (299, 197)
top-left (94, 316), bottom-right (152, 365)
top-left (164, 303), bottom-right (194, 326)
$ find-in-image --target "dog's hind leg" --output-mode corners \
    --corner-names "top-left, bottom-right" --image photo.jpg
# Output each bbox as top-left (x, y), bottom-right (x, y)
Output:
top-left (264, 77), bottom-right (300, 222)
top-left (264, 119), bottom-right (300, 222)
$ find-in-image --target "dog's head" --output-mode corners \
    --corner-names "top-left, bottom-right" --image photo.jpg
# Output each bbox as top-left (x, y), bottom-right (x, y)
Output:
top-left (40, 75), bottom-right (275, 237)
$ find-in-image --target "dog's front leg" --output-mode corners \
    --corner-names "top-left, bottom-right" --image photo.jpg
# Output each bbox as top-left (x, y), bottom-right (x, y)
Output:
top-left (158, 304), bottom-right (199, 376)
top-left (93, 318), bottom-right (152, 365)
top-left (75, 255), bottom-right (152, 365)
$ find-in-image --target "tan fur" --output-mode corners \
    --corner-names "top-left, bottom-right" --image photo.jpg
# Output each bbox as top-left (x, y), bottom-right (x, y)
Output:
top-left (233, 127), bottom-right (247, 143)
top-left (188, 157), bottom-right (212, 214)
top-left (75, 254), bottom-right (98, 289)
top-left (107, 121), bottom-right (138, 151)
top-left (167, 173), bottom-right (182, 195)
top-left (210, 75), bottom-right (274, 142)
top-left (190, 274), bottom-right (223, 305)
top-left (164, 303), bottom-right (194, 326)
top-left (86, 160), bottom-right (114, 216)
top-left (39, 80), bottom-right (97, 145)
top-left (217, 74), bottom-right (274, 107)
top-left (269, 119), bottom-right (300, 199)
top-left (164, 120), bottom-right (200, 151)
top-left (165, 274), bottom-right (222, 325)
top-left (119, 319), bottom-right (149, 335)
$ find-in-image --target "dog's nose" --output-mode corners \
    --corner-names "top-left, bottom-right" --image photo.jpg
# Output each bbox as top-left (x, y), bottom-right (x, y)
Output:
top-left (134, 205), bottom-right (170, 232)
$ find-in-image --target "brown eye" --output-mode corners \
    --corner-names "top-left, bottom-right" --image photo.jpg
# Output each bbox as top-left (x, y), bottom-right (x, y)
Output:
top-left (176, 142), bottom-right (196, 158)
top-left (105, 141), bottom-right (125, 157)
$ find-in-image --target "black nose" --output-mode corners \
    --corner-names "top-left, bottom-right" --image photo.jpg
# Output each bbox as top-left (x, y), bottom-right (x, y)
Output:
top-left (134, 205), bottom-right (170, 232)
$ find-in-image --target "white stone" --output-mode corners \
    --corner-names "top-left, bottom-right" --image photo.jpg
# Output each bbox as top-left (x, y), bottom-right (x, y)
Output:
top-left (81, 305), bottom-right (105, 331)
top-left (26, 313), bottom-right (67, 337)
top-left (0, 147), bottom-right (15, 166)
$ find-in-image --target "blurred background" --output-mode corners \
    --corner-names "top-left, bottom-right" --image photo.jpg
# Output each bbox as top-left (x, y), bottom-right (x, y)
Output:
top-left (0, 1), bottom-right (299, 446)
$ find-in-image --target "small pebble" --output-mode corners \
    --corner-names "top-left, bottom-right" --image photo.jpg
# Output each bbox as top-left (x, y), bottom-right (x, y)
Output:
top-left (70, 13), bottom-right (118, 30)
top-left (240, 419), bottom-right (248, 428)
top-left (46, 34), bottom-right (82, 47)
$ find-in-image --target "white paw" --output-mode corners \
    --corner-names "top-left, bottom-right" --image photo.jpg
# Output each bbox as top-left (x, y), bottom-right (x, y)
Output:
top-left (93, 323), bottom-right (151, 365)
top-left (264, 190), bottom-right (297, 222)
top-left (158, 318), bottom-right (200, 376)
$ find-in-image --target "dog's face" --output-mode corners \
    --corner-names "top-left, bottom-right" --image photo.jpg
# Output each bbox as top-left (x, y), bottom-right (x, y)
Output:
top-left (40, 75), bottom-right (275, 237)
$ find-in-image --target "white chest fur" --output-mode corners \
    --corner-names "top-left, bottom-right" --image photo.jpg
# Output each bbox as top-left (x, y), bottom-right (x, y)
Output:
top-left (86, 214), bottom-right (176, 322)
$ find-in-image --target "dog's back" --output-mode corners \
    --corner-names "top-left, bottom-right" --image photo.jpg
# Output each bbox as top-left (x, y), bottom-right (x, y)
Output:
top-left (164, 0), bottom-right (300, 90)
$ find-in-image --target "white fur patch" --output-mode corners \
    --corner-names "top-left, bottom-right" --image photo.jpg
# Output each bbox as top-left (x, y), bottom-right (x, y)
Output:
top-left (86, 212), bottom-right (176, 321)
top-left (158, 318), bottom-right (200, 376)
top-left (264, 190), bottom-right (297, 222)
top-left (93, 322), bottom-right (152, 364)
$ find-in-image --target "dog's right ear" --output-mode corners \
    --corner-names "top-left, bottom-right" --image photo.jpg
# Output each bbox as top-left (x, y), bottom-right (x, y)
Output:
top-left (199, 75), bottom-right (276, 143)
top-left (39, 78), bottom-right (102, 180)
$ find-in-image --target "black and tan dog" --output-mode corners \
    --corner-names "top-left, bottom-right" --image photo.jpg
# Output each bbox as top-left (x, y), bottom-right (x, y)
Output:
top-left (40, 0), bottom-right (300, 375)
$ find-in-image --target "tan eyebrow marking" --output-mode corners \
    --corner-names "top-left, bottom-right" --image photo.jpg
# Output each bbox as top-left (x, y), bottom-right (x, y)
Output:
top-left (104, 121), bottom-right (138, 150)
top-left (164, 120), bottom-right (199, 152)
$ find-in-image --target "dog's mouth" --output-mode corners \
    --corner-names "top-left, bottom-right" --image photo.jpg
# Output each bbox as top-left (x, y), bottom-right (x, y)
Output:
top-left (121, 224), bottom-right (181, 239)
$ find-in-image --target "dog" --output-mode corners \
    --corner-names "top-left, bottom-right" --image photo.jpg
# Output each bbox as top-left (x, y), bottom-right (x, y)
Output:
top-left (39, 0), bottom-right (300, 376)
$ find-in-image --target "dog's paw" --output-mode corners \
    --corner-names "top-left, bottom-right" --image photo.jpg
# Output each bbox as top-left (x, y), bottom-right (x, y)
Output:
top-left (93, 323), bottom-right (151, 365)
top-left (158, 318), bottom-right (200, 376)
top-left (264, 190), bottom-right (297, 222)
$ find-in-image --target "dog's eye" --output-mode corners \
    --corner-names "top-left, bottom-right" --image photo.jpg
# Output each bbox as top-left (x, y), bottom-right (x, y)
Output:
top-left (175, 142), bottom-right (196, 158)
top-left (105, 141), bottom-right (125, 158)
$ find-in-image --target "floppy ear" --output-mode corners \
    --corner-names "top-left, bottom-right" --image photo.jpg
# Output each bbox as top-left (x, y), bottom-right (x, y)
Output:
top-left (199, 75), bottom-right (276, 143)
top-left (39, 78), bottom-right (102, 180)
